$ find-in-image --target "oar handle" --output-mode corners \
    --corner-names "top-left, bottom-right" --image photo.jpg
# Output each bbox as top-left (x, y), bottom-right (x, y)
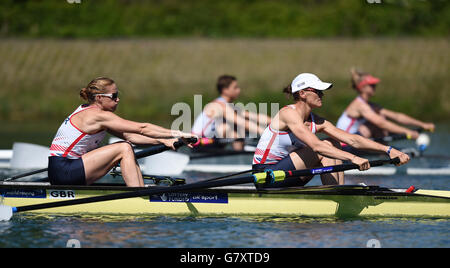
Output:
top-left (134, 137), bottom-right (197, 159)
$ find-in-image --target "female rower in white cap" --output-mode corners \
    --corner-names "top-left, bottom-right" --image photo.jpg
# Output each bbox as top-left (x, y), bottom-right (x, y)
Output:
top-left (336, 69), bottom-right (435, 139)
top-left (252, 73), bottom-right (410, 187)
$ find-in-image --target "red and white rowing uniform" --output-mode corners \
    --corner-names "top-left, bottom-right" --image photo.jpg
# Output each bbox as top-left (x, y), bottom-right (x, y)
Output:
top-left (336, 96), bottom-right (367, 134)
top-left (253, 105), bottom-right (317, 165)
top-left (191, 97), bottom-right (228, 138)
top-left (49, 105), bottom-right (106, 159)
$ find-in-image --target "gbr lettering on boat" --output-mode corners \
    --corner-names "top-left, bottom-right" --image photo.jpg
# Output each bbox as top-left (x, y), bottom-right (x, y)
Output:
top-left (48, 190), bottom-right (75, 199)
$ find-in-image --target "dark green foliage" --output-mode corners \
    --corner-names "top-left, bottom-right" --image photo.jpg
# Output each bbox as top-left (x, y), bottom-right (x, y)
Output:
top-left (1, 0), bottom-right (448, 38)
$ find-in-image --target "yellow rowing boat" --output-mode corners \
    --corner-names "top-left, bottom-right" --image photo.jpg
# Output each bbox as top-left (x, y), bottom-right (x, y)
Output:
top-left (1, 182), bottom-right (449, 218)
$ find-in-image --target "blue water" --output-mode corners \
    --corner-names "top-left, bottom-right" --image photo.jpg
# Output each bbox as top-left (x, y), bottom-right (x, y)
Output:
top-left (0, 215), bottom-right (448, 248)
top-left (0, 125), bottom-right (449, 248)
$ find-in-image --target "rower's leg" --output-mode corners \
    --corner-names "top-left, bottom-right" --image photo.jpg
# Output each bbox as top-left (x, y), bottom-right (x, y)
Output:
top-left (289, 146), bottom-right (321, 185)
top-left (289, 139), bottom-right (344, 186)
top-left (358, 124), bottom-right (372, 138)
top-left (82, 142), bottom-right (144, 187)
top-left (119, 143), bottom-right (144, 187)
top-left (318, 139), bottom-right (344, 185)
top-left (359, 122), bottom-right (388, 139)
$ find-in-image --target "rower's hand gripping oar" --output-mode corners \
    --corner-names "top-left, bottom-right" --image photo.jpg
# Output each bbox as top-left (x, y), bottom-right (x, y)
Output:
top-left (133, 137), bottom-right (197, 159)
top-left (0, 158), bottom-right (399, 221)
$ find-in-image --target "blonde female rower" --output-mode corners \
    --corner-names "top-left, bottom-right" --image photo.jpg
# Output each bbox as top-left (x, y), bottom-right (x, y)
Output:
top-left (48, 77), bottom-right (197, 187)
top-left (336, 69), bottom-right (435, 139)
top-left (253, 73), bottom-right (410, 187)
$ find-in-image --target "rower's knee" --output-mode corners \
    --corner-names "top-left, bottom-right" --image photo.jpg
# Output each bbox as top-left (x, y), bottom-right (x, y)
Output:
top-left (118, 141), bottom-right (135, 158)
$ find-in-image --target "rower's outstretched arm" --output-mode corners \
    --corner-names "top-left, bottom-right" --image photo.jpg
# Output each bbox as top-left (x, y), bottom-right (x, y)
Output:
top-left (96, 111), bottom-right (193, 139)
top-left (321, 121), bottom-right (409, 166)
top-left (107, 129), bottom-right (179, 149)
top-left (360, 105), bottom-right (419, 139)
top-left (281, 109), bottom-right (363, 163)
top-left (244, 110), bottom-right (272, 126)
top-left (221, 105), bottom-right (265, 135)
top-left (107, 129), bottom-right (158, 144)
top-left (380, 108), bottom-right (435, 131)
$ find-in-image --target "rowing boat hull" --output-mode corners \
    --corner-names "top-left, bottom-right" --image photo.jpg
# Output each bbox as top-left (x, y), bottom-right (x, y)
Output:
top-left (1, 184), bottom-right (449, 218)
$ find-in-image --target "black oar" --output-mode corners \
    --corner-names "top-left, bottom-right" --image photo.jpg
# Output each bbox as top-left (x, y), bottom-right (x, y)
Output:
top-left (190, 150), bottom-right (255, 160)
top-left (372, 128), bottom-right (424, 143)
top-left (0, 158), bottom-right (399, 221)
top-left (5, 168), bottom-right (49, 182)
top-left (196, 137), bottom-right (259, 146)
top-left (5, 138), bottom-right (197, 182)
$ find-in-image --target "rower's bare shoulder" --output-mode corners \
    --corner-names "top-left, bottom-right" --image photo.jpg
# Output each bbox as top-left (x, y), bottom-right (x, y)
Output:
top-left (347, 98), bottom-right (370, 116)
top-left (86, 108), bottom-right (117, 124)
top-left (279, 106), bottom-right (300, 122)
top-left (204, 102), bottom-right (224, 117)
top-left (279, 105), bottom-right (294, 116)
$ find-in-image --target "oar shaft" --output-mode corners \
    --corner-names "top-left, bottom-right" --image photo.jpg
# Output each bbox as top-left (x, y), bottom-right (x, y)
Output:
top-left (6, 168), bottom-right (48, 181)
top-left (190, 150), bottom-right (254, 160)
top-left (372, 128), bottom-right (424, 143)
top-left (373, 134), bottom-right (408, 143)
top-left (288, 158), bottom-right (400, 177)
top-left (195, 137), bottom-right (259, 146)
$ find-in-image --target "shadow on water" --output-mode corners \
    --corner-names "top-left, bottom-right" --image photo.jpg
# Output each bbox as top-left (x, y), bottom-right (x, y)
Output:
top-left (1, 213), bottom-right (448, 248)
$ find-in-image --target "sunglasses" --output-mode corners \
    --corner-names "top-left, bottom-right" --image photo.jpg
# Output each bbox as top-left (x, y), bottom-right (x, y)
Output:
top-left (303, 88), bottom-right (324, 97)
top-left (95, 92), bottom-right (119, 101)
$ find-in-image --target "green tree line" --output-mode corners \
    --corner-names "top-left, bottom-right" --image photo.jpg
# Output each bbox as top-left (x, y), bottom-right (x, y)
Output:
top-left (1, 0), bottom-right (449, 38)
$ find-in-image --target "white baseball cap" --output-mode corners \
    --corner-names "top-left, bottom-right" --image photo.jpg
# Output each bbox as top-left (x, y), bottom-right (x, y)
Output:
top-left (291, 73), bottom-right (333, 93)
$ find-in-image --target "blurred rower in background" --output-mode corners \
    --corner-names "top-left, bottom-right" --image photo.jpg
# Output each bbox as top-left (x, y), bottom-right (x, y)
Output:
top-left (191, 75), bottom-right (271, 151)
top-left (336, 68), bottom-right (435, 139)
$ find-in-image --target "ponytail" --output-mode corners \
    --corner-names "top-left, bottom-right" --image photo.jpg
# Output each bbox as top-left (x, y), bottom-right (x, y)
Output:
top-left (282, 85), bottom-right (300, 101)
top-left (80, 77), bottom-right (115, 103)
top-left (350, 68), bottom-right (368, 91)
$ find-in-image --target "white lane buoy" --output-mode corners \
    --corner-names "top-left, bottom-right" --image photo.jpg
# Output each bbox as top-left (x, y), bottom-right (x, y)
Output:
top-left (416, 133), bottom-right (430, 152)
top-left (0, 205), bottom-right (13, 221)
